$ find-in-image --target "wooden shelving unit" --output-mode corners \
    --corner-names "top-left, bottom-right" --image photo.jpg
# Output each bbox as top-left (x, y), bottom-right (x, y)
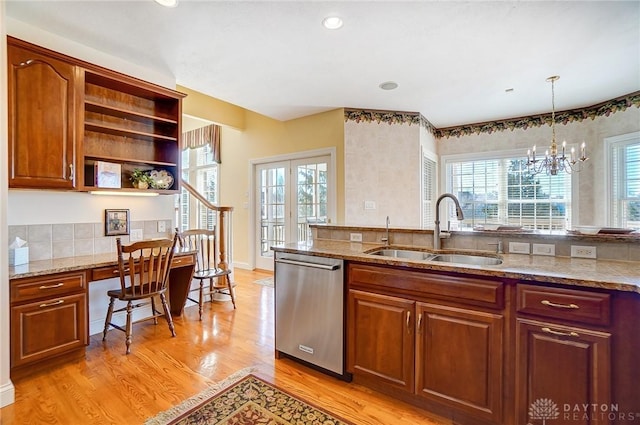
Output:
top-left (82, 71), bottom-right (184, 193)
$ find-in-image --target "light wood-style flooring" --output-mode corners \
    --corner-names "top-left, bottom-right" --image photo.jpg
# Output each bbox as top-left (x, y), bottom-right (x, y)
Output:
top-left (0, 268), bottom-right (448, 425)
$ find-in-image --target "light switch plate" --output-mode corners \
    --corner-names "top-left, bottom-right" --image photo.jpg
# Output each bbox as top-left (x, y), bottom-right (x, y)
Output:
top-left (364, 201), bottom-right (376, 210)
top-left (532, 243), bottom-right (555, 256)
top-left (130, 228), bottom-right (143, 242)
top-left (350, 233), bottom-right (363, 242)
top-left (509, 242), bottom-right (530, 254)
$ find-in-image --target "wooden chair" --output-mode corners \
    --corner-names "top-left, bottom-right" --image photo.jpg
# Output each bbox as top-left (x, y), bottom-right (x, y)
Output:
top-left (177, 228), bottom-right (236, 320)
top-left (102, 235), bottom-right (178, 354)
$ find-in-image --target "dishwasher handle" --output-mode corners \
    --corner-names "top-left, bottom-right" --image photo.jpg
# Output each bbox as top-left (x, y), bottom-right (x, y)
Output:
top-left (275, 258), bottom-right (341, 271)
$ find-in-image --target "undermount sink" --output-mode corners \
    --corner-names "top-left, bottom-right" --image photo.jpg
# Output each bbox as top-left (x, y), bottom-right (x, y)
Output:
top-left (368, 249), bottom-right (436, 261)
top-left (429, 254), bottom-right (503, 266)
top-left (367, 249), bottom-right (502, 266)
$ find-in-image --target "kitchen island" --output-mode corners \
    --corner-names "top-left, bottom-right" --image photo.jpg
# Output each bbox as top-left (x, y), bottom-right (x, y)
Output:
top-left (273, 236), bottom-right (640, 425)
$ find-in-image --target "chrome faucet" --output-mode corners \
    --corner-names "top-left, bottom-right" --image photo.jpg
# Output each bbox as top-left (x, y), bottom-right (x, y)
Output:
top-left (434, 193), bottom-right (464, 250)
top-left (381, 216), bottom-right (390, 246)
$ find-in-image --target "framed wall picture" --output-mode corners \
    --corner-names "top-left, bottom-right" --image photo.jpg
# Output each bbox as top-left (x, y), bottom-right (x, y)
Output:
top-left (105, 209), bottom-right (130, 236)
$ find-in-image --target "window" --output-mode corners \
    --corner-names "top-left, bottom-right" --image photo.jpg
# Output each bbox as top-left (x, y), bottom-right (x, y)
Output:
top-left (443, 152), bottom-right (573, 231)
top-left (422, 151), bottom-right (436, 228)
top-left (607, 132), bottom-right (640, 229)
top-left (178, 144), bottom-right (218, 231)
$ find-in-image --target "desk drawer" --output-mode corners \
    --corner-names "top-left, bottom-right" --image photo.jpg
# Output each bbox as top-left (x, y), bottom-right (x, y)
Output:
top-left (91, 255), bottom-right (195, 281)
top-left (11, 271), bottom-right (87, 304)
top-left (517, 284), bottom-right (611, 326)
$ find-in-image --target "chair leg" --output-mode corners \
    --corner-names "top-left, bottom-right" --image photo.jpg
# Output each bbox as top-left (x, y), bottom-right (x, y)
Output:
top-left (102, 297), bottom-right (115, 341)
top-left (198, 280), bottom-right (204, 321)
top-left (159, 293), bottom-right (176, 337)
top-left (226, 275), bottom-right (236, 309)
top-left (151, 295), bottom-right (158, 325)
top-left (209, 278), bottom-right (214, 302)
top-left (125, 301), bottom-right (133, 355)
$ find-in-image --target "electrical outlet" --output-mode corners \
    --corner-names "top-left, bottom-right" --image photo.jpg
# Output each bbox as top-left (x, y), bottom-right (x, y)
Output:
top-left (364, 201), bottom-right (376, 210)
top-left (509, 242), bottom-right (530, 254)
top-left (532, 243), bottom-right (555, 256)
top-left (571, 245), bottom-right (597, 259)
top-left (350, 233), bottom-right (363, 242)
top-left (157, 220), bottom-right (167, 233)
top-left (130, 228), bottom-right (143, 242)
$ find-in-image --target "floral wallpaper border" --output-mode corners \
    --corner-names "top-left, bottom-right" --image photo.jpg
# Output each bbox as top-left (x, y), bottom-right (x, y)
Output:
top-left (344, 91), bottom-right (640, 139)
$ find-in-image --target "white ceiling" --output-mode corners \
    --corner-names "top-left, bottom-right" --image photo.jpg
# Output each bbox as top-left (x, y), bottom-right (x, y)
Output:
top-left (6, 0), bottom-right (640, 128)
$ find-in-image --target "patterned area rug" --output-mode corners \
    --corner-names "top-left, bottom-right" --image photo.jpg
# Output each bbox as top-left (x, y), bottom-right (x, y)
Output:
top-left (253, 277), bottom-right (274, 287)
top-left (145, 370), bottom-right (353, 425)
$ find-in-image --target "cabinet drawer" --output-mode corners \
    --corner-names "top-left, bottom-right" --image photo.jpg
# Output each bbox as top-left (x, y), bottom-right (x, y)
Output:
top-left (11, 271), bottom-right (87, 304)
top-left (517, 284), bottom-right (611, 326)
top-left (91, 254), bottom-right (195, 281)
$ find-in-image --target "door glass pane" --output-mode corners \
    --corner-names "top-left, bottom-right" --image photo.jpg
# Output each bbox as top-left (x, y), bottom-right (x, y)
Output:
top-left (295, 161), bottom-right (328, 242)
top-left (260, 166), bottom-right (286, 257)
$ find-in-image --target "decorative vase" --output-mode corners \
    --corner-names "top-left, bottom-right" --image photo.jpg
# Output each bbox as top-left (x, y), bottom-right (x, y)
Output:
top-left (136, 181), bottom-right (149, 189)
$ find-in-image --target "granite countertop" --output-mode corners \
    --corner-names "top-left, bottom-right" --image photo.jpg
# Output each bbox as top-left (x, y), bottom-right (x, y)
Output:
top-left (9, 248), bottom-right (196, 280)
top-left (272, 239), bottom-right (640, 294)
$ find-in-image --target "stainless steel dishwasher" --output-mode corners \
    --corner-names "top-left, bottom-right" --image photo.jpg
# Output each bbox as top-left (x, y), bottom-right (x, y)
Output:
top-left (274, 251), bottom-right (349, 380)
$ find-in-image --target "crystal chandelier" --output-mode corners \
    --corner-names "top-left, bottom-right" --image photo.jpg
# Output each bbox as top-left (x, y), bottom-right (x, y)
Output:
top-left (526, 76), bottom-right (588, 175)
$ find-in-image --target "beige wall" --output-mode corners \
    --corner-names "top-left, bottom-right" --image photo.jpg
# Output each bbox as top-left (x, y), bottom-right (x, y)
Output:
top-left (181, 92), bottom-right (345, 268)
top-left (344, 120), bottom-right (422, 227)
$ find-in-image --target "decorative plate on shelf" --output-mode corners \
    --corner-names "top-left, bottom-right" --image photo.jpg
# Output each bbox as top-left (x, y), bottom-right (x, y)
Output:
top-left (149, 170), bottom-right (174, 190)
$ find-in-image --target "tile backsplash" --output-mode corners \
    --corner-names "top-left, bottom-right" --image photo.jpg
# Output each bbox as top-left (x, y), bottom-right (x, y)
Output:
top-left (8, 220), bottom-right (172, 262)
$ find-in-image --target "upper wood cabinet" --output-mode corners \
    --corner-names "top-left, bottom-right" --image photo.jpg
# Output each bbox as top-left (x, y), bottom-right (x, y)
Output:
top-left (7, 37), bottom-right (185, 193)
top-left (7, 41), bottom-right (80, 189)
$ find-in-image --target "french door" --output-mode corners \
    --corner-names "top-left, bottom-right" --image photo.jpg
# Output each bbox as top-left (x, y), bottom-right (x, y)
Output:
top-left (255, 154), bottom-right (332, 270)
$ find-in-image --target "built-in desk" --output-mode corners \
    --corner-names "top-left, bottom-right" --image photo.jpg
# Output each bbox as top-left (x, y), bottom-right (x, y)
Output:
top-left (8, 249), bottom-right (196, 376)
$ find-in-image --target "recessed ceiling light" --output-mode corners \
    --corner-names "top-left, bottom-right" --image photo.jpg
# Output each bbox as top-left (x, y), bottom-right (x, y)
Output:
top-left (322, 16), bottom-right (343, 30)
top-left (154, 0), bottom-right (178, 8)
top-left (379, 81), bottom-right (398, 90)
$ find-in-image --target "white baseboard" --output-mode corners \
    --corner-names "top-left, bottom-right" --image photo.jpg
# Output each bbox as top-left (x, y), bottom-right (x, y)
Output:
top-left (233, 261), bottom-right (252, 270)
top-left (0, 380), bottom-right (15, 408)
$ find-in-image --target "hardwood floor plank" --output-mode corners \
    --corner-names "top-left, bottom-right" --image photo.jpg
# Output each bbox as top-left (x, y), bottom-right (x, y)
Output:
top-left (1, 268), bottom-right (448, 425)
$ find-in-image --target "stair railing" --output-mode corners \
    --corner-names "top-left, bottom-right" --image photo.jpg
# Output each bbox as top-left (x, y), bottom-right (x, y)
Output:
top-left (179, 179), bottom-right (234, 274)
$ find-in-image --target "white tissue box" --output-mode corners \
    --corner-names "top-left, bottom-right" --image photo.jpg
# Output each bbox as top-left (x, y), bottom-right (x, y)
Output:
top-left (9, 247), bottom-right (29, 266)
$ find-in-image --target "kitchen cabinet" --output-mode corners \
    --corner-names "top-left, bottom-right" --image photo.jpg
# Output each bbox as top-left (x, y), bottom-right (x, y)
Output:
top-left (348, 290), bottom-right (414, 393)
top-left (7, 39), bottom-right (80, 189)
top-left (515, 284), bottom-right (612, 425)
top-left (6, 36), bottom-right (185, 193)
top-left (347, 262), bottom-right (505, 424)
top-left (10, 271), bottom-right (88, 371)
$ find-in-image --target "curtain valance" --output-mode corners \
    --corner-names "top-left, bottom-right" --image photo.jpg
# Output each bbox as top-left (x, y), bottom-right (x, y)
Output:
top-left (181, 124), bottom-right (221, 163)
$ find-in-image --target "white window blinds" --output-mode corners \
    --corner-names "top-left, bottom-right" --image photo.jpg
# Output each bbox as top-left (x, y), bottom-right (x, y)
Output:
top-left (610, 135), bottom-right (640, 229)
top-left (445, 155), bottom-right (572, 231)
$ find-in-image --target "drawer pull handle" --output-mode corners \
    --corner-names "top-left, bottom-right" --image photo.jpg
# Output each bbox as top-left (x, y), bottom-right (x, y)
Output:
top-left (39, 283), bottom-right (64, 290)
top-left (406, 311), bottom-right (411, 333)
top-left (542, 327), bottom-right (579, 338)
top-left (541, 300), bottom-right (579, 309)
top-left (112, 269), bottom-right (130, 274)
top-left (39, 299), bottom-right (64, 308)
top-left (417, 313), bottom-right (423, 332)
